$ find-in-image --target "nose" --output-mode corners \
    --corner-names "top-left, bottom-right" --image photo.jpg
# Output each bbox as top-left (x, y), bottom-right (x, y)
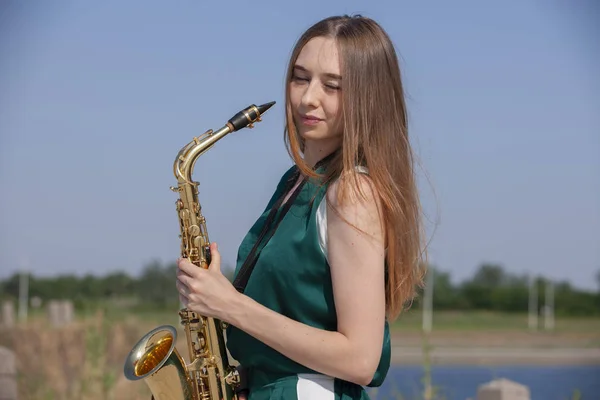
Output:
top-left (300, 80), bottom-right (320, 109)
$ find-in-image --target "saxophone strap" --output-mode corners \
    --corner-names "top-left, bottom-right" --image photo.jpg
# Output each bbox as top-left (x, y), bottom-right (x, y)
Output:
top-left (233, 151), bottom-right (338, 293)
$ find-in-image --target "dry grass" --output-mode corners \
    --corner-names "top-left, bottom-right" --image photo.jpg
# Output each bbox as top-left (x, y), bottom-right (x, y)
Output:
top-left (0, 310), bottom-right (162, 400)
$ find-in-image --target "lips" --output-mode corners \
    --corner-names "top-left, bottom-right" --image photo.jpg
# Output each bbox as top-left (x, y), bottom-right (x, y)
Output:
top-left (302, 114), bottom-right (322, 121)
top-left (299, 114), bottom-right (323, 126)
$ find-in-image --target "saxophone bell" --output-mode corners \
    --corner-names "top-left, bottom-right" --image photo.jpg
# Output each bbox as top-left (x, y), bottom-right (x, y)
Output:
top-left (124, 325), bottom-right (195, 399)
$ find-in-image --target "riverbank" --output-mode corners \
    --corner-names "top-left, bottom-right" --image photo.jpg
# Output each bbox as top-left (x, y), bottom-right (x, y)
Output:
top-left (391, 346), bottom-right (600, 365)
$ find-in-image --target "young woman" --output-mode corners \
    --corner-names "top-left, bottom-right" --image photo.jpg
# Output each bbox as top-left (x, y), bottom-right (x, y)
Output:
top-left (176, 15), bottom-right (426, 400)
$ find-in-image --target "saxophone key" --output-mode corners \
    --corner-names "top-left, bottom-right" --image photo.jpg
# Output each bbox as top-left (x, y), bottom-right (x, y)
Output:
top-left (205, 244), bottom-right (212, 258)
top-left (193, 236), bottom-right (202, 249)
top-left (189, 225), bottom-right (200, 236)
top-left (180, 209), bottom-right (190, 221)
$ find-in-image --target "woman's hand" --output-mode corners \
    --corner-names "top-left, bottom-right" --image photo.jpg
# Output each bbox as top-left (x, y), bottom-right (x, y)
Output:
top-left (176, 242), bottom-right (239, 323)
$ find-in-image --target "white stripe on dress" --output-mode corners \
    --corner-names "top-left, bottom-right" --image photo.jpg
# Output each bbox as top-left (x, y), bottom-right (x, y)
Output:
top-left (316, 166), bottom-right (370, 262)
top-left (296, 374), bottom-right (335, 400)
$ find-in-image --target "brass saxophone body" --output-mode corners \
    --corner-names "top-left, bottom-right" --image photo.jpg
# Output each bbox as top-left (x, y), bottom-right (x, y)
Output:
top-left (124, 101), bottom-right (276, 400)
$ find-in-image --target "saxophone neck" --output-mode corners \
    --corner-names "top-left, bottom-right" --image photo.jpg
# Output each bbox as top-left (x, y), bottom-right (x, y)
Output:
top-left (173, 125), bottom-right (231, 184)
top-left (173, 101), bottom-right (276, 184)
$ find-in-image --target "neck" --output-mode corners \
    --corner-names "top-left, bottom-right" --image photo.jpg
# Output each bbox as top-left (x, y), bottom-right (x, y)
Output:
top-left (303, 138), bottom-right (341, 169)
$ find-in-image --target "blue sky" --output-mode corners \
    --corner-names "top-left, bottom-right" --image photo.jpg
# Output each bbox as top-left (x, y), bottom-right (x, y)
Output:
top-left (1, 1), bottom-right (598, 290)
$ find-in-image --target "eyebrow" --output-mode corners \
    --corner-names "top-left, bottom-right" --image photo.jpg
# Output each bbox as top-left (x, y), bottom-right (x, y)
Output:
top-left (294, 64), bottom-right (342, 80)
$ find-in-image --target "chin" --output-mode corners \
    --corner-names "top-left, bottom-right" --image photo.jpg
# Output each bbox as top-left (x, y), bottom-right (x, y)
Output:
top-left (298, 127), bottom-right (334, 142)
top-left (298, 129), bottom-right (322, 141)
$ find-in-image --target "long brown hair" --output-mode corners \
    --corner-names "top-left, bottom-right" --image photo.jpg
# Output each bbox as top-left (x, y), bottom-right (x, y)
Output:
top-left (283, 15), bottom-right (427, 321)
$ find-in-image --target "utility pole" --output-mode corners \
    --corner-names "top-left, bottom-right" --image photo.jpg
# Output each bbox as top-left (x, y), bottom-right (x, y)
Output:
top-left (18, 259), bottom-right (30, 323)
top-left (421, 260), bottom-right (435, 400)
top-left (544, 280), bottom-right (555, 331)
top-left (422, 263), bottom-right (434, 333)
top-left (528, 275), bottom-right (538, 331)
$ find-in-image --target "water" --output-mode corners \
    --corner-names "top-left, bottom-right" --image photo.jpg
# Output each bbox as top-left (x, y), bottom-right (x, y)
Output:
top-left (367, 365), bottom-right (600, 400)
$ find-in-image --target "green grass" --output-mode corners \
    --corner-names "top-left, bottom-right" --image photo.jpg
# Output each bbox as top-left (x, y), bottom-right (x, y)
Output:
top-left (26, 301), bottom-right (600, 335)
top-left (391, 310), bottom-right (600, 333)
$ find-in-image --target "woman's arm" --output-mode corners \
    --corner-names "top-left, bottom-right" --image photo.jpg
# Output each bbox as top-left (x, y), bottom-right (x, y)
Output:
top-left (177, 175), bottom-right (386, 386)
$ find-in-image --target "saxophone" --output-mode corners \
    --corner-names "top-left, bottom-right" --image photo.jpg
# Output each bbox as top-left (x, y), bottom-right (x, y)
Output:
top-left (123, 101), bottom-right (276, 400)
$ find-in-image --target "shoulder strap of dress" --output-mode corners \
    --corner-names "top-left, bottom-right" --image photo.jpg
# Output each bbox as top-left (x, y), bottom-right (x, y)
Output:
top-left (233, 153), bottom-right (339, 293)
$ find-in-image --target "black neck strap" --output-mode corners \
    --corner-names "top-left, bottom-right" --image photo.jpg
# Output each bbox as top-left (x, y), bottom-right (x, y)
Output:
top-left (232, 151), bottom-right (338, 293)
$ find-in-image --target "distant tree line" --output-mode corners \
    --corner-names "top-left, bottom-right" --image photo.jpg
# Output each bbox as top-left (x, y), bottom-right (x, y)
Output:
top-left (0, 261), bottom-right (599, 316)
top-left (414, 264), bottom-right (600, 316)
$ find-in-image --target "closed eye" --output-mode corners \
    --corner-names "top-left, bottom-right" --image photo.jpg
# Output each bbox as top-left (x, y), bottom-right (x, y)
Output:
top-left (291, 74), bottom-right (309, 82)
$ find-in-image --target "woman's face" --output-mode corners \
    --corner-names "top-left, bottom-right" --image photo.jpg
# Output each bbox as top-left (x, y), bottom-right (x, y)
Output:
top-left (289, 36), bottom-right (343, 145)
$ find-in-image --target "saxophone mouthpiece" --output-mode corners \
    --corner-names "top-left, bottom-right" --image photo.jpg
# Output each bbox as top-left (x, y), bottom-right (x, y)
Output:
top-left (257, 101), bottom-right (276, 114)
top-left (228, 101), bottom-right (276, 131)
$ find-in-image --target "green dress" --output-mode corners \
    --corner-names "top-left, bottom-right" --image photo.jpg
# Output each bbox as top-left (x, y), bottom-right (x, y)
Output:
top-left (226, 163), bottom-right (391, 400)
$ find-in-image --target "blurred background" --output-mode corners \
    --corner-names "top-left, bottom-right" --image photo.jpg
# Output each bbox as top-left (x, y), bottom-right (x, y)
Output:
top-left (0, 1), bottom-right (598, 399)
